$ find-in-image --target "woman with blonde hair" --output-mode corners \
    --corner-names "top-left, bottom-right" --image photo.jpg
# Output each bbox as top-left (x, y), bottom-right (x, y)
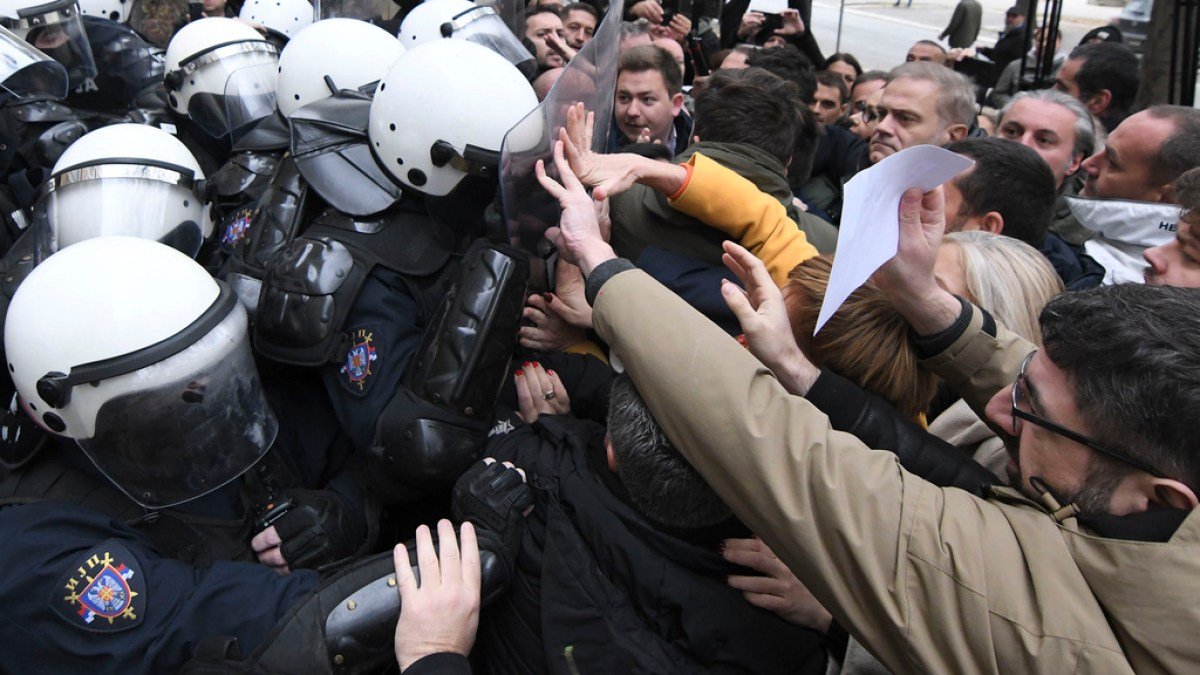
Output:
top-left (929, 231), bottom-right (1064, 476)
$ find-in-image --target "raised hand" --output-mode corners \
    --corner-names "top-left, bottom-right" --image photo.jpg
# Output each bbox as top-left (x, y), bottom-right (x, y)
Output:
top-left (721, 241), bottom-right (819, 396)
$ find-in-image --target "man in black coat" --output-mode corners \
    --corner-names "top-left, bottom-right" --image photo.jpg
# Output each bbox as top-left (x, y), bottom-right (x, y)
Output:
top-left (475, 372), bottom-right (827, 674)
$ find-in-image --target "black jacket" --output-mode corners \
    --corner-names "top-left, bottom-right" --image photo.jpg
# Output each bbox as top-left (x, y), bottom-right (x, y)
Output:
top-left (477, 414), bottom-right (827, 674)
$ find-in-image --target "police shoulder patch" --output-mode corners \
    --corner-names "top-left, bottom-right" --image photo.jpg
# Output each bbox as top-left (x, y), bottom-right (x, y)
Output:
top-left (220, 206), bottom-right (257, 251)
top-left (51, 540), bottom-right (145, 633)
top-left (338, 326), bottom-right (382, 397)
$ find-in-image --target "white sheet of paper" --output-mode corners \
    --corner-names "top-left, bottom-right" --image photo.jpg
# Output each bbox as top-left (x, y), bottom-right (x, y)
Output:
top-left (747, 0), bottom-right (788, 14)
top-left (814, 145), bottom-right (975, 335)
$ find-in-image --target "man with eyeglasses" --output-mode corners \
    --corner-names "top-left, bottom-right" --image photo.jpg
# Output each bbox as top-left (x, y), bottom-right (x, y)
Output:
top-left (535, 125), bottom-right (1200, 669)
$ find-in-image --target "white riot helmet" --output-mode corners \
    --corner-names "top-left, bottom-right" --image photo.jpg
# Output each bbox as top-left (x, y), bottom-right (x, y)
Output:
top-left (399, 0), bottom-right (532, 75)
top-left (5, 237), bottom-right (277, 508)
top-left (164, 17), bottom-right (279, 138)
top-left (276, 18), bottom-right (403, 118)
top-left (239, 0), bottom-right (312, 43)
top-left (369, 39), bottom-right (536, 196)
top-left (0, 0), bottom-right (97, 88)
top-left (33, 124), bottom-right (210, 257)
top-left (77, 0), bottom-right (135, 22)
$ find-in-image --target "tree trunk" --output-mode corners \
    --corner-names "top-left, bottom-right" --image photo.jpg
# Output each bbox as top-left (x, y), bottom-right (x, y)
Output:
top-left (1136, 0), bottom-right (1180, 107)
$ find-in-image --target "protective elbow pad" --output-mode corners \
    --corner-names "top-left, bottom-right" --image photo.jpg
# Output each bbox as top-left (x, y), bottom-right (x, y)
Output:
top-left (366, 240), bottom-right (529, 502)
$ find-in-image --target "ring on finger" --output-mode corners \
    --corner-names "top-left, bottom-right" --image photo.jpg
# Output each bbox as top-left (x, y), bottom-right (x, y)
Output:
top-left (543, 390), bottom-right (557, 401)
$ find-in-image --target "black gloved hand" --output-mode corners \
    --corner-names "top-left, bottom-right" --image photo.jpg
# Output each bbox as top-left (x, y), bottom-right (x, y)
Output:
top-left (273, 488), bottom-right (367, 570)
top-left (451, 458), bottom-right (533, 582)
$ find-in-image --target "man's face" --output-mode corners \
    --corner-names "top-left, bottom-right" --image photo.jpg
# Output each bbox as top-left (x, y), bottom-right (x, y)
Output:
top-left (1004, 11), bottom-right (1024, 30)
top-left (615, 69), bottom-right (681, 144)
top-left (1079, 111), bottom-right (1175, 201)
top-left (563, 8), bottom-right (596, 50)
top-left (869, 78), bottom-right (950, 164)
top-left (940, 175), bottom-right (974, 232)
top-left (526, 12), bottom-right (567, 68)
top-left (906, 43), bottom-right (945, 65)
top-left (997, 98), bottom-right (1082, 188)
top-left (811, 83), bottom-right (846, 125)
top-left (849, 87), bottom-right (884, 141)
top-left (1144, 210), bottom-right (1200, 286)
top-left (850, 78), bottom-right (884, 113)
top-left (1053, 57), bottom-right (1084, 100)
top-left (983, 352), bottom-right (1106, 506)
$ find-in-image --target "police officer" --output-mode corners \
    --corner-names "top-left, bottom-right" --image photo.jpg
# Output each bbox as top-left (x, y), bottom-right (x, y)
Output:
top-left (250, 37), bottom-right (537, 519)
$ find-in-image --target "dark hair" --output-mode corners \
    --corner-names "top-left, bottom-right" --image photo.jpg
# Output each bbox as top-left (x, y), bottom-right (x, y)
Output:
top-left (1040, 284), bottom-right (1200, 510)
top-left (1067, 41), bottom-right (1140, 124)
top-left (816, 70), bottom-right (849, 104)
top-left (618, 44), bottom-right (684, 96)
top-left (823, 52), bottom-right (862, 76)
top-left (1174, 166), bottom-right (1200, 213)
top-left (694, 67), bottom-right (803, 167)
top-left (944, 137), bottom-right (1056, 247)
top-left (527, 5), bottom-right (563, 18)
top-left (789, 104), bottom-right (820, 186)
top-left (562, 2), bottom-right (598, 20)
top-left (607, 374), bottom-right (732, 529)
top-left (747, 43), bottom-right (816, 103)
top-left (1146, 105), bottom-right (1200, 187)
top-left (912, 39), bottom-right (947, 54)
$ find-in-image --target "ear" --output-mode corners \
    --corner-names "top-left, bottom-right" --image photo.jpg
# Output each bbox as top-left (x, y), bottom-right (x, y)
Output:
top-left (605, 435), bottom-right (618, 473)
top-left (1151, 478), bottom-right (1199, 510)
top-left (980, 211), bottom-right (1004, 234)
top-left (945, 123), bottom-right (969, 142)
top-left (1085, 89), bottom-right (1112, 116)
top-left (671, 92), bottom-right (685, 116)
top-left (1065, 152), bottom-right (1084, 177)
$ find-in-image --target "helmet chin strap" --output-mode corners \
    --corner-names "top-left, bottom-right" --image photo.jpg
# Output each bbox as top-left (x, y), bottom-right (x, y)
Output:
top-left (1029, 475), bottom-right (1081, 523)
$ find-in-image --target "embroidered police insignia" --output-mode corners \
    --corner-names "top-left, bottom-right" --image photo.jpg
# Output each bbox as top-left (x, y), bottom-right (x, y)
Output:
top-left (340, 327), bottom-right (380, 394)
top-left (52, 541), bottom-right (145, 632)
top-left (220, 207), bottom-right (256, 250)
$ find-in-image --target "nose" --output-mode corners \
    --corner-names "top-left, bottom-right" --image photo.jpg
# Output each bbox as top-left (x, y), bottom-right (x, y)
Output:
top-left (1080, 152), bottom-right (1101, 177)
top-left (1143, 242), bottom-right (1168, 274)
top-left (984, 385), bottom-right (1016, 438)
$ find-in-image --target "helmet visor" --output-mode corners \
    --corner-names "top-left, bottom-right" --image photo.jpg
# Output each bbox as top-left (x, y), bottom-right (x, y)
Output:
top-left (500, 0), bottom-right (622, 258)
top-left (178, 42), bottom-right (277, 138)
top-left (0, 25), bottom-right (69, 97)
top-left (76, 310), bottom-right (277, 509)
top-left (34, 163), bottom-right (206, 256)
top-left (7, 1), bottom-right (97, 90)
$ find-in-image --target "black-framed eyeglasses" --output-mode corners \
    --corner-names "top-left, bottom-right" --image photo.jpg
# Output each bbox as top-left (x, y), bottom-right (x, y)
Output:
top-left (1011, 351), bottom-right (1166, 478)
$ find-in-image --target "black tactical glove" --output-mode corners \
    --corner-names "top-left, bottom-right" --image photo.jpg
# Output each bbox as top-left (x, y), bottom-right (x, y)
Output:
top-left (272, 488), bottom-right (367, 571)
top-left (451, 458), bottom-right (533, 584)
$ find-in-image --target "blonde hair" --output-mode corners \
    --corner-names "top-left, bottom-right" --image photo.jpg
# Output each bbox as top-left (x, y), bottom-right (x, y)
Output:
top-left (942, 231), bottom-right (1064, 345)
top-left (784, 255), bottom-right (937, 418)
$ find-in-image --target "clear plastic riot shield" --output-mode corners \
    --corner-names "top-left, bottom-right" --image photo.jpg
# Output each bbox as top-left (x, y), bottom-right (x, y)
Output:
top-left (498, 0), bottom-right (622, 272)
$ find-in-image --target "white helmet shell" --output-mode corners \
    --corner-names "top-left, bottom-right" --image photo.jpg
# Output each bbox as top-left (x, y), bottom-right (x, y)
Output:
top-left (398, 0), bottom-right (475, 48)
top-left (77, 0), bottom-right (132, 22)
top-left (164, 17), bottom-right (279, 136)
top-left (276, 18), bottom-right (404, 118)
top-left (239, 0), bottom-right (313, 41)
top-left (369, 38), bottom-right (536, 196)
top-left (40, 124), bottom-right (210, 254)
top-left (5, 237), bottom-right (276, 508)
